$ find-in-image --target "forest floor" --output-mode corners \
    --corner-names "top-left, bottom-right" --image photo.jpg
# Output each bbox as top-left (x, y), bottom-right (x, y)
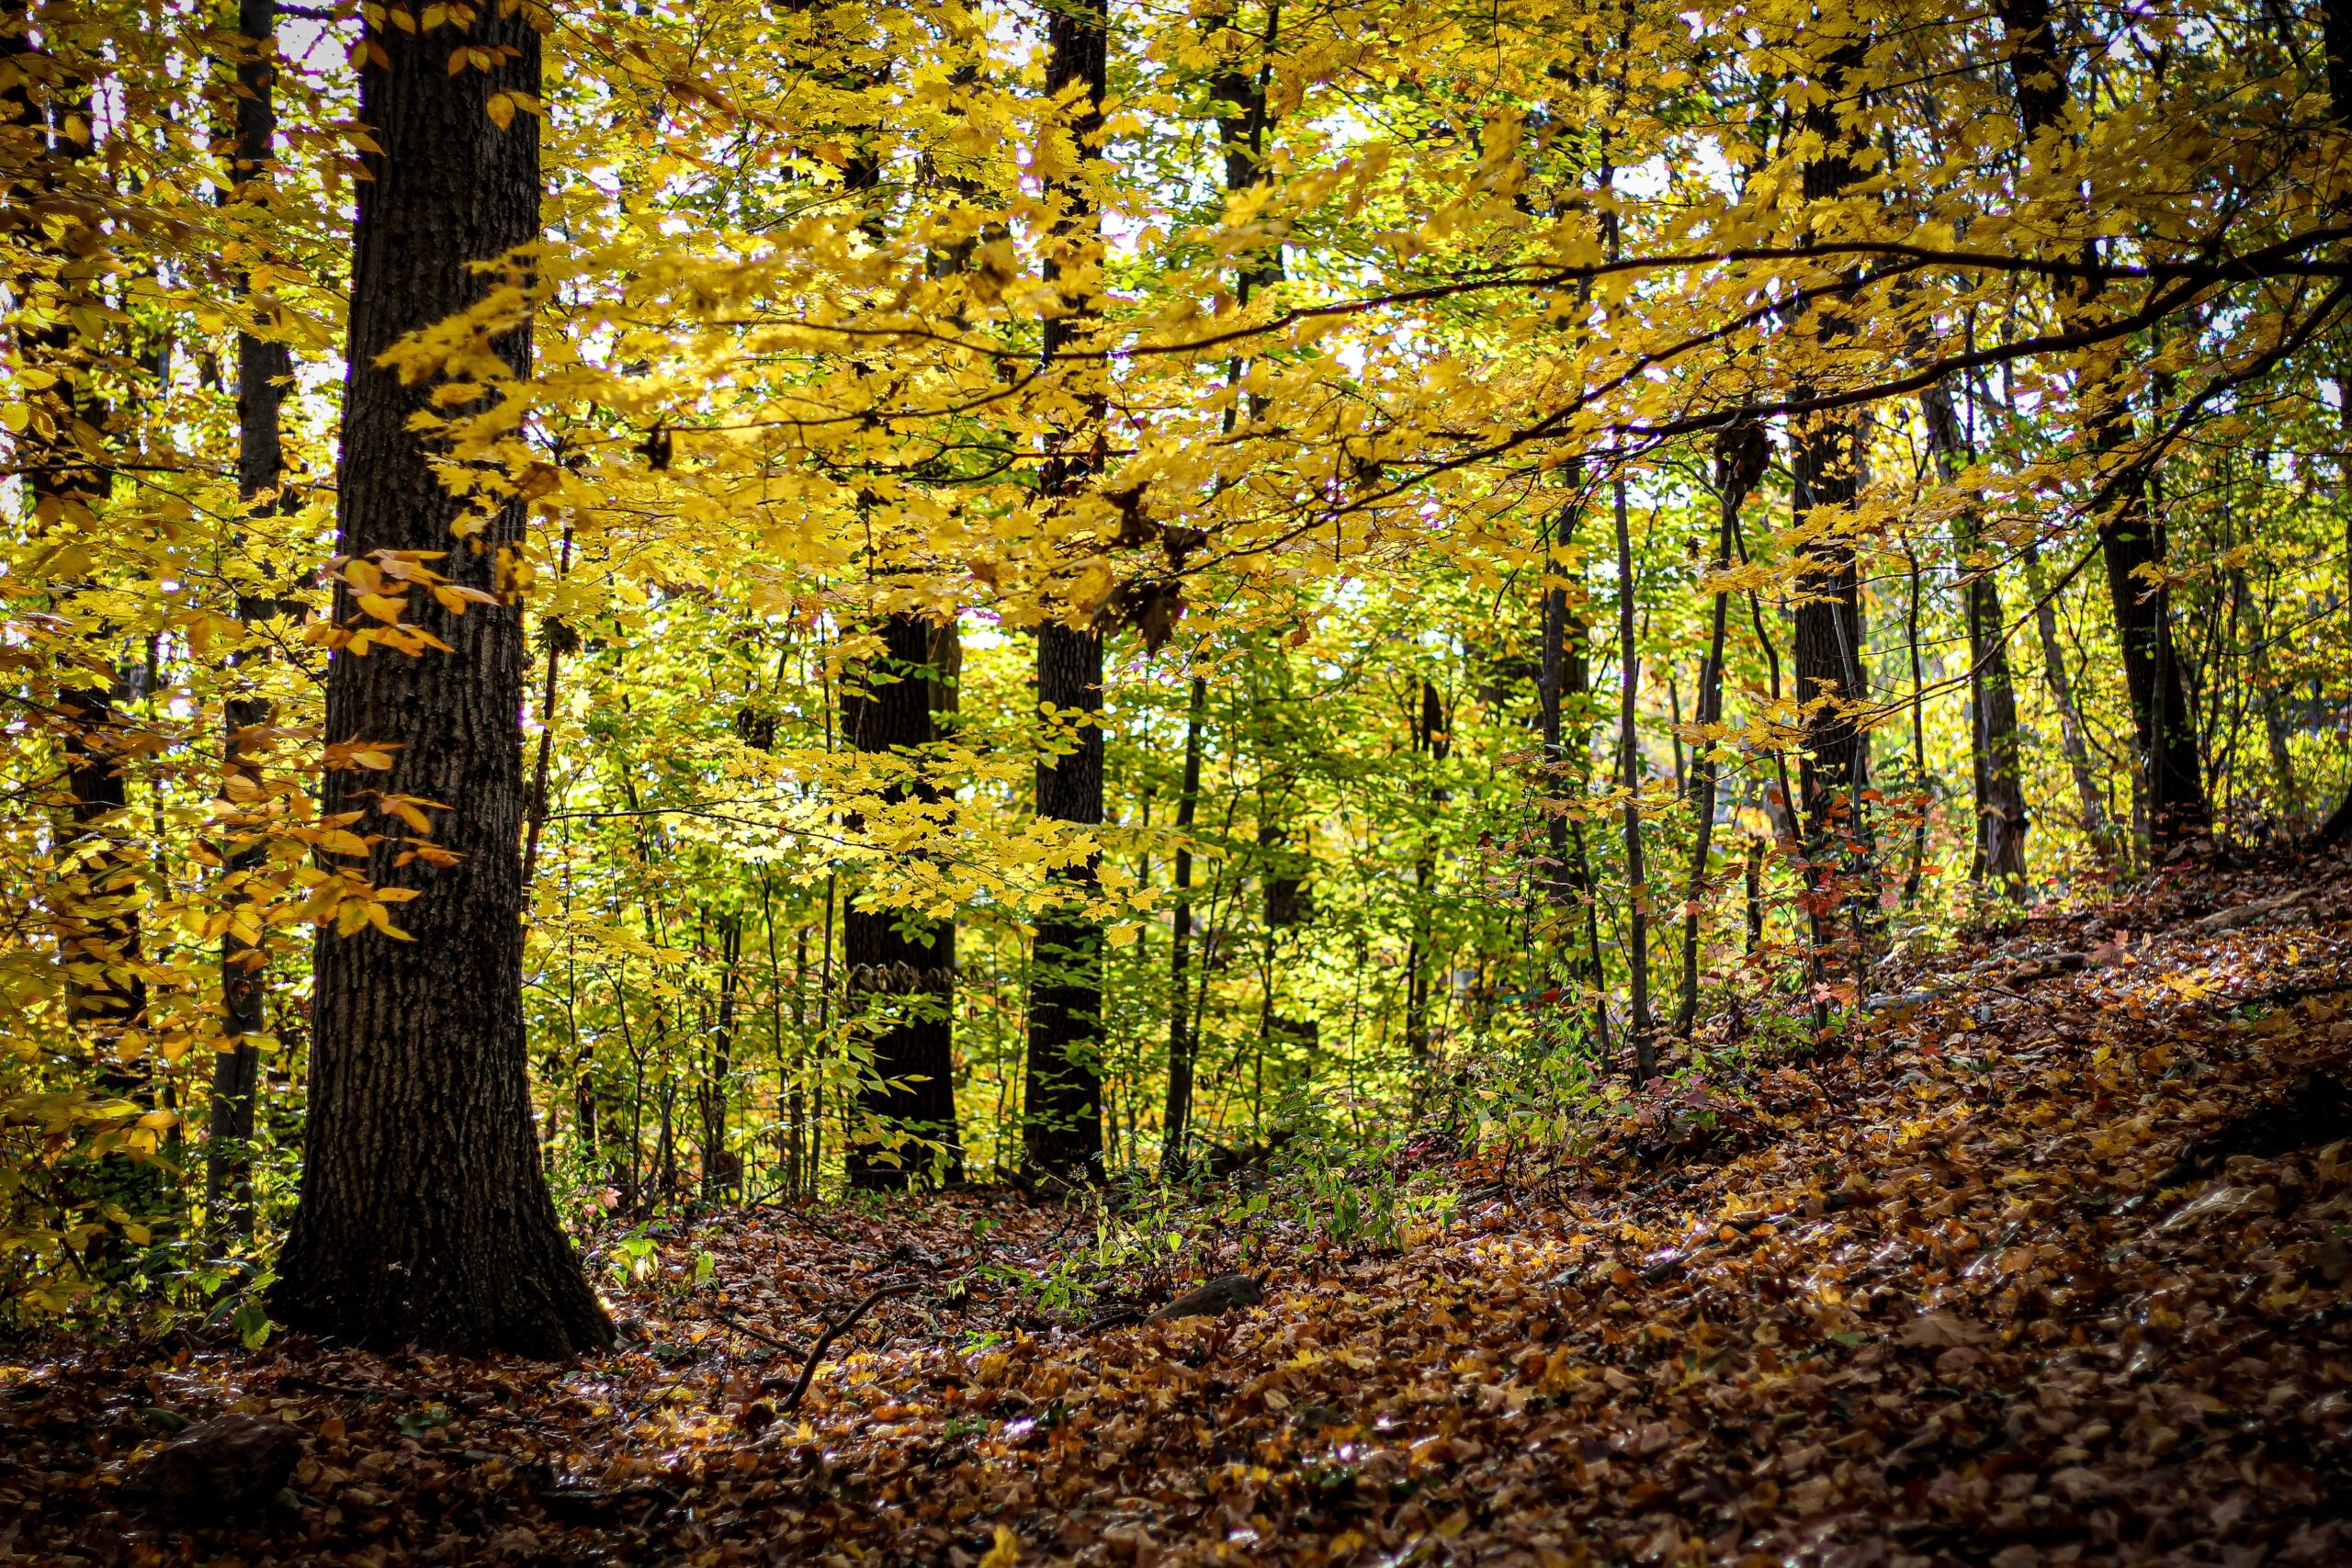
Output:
top-left (10, 853), bottom-right (2352, 1567)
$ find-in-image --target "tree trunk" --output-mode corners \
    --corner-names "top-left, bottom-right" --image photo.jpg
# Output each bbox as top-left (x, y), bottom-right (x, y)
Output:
top-left (699, 913), bottom-right (742, 1201)
top-left (1919, 380), bottom-right (2030, 889)
top-left (1674, 426), bottom-right (1760, 1036)
top-left (843, 614), bottom-right (963, 1189)
top-left (1613, 477), bottom-right (1655, 1081)
top-left (2303, 4), bottom-right (2352, 846)
top-left (1791, 25), bottom-right (1874, 949)
top-left (2231, 568), bottom-right (2298, 823)
top-left (1404, 679), bottom-right (1449, 1073)
top-left (270, 3), bottom-right (609, 1357)
top-left (1022, 0), bottom-right (1111, 1182)
top-left (207, 0), bottom-right (287, 1241)
top-left (1538, 487), bottom-right (1603, 1011)
top-left (1025, 622), bottom-right (1106, 1179)
top-left (1998, 0), bottom-right (2209, 850)
top-left (1161, 673), bottom-right (1205, 1179)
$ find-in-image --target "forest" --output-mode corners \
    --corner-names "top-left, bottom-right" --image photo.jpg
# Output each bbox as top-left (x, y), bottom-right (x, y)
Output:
top-left (5, 0), bottom-right (2352, 1561)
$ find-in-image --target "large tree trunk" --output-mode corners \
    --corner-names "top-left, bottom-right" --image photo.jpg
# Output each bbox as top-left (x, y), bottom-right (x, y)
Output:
top-left (1790, 26), bottom-right (1875, 943)
top-left (1025, 622), bottom-right (1107, 1179)
top-left (842, 614), bottom-right (964, 1189)
top-left (207, 0), bottom-right (287, 1240)
top-left (271, 3), bottom-right (609, 1357)
top-left (1999, 0), bottom-right (2209, 850)
top-left (1919, 380), bottom-right (2030, 889)
top-left (1023, 0), bottom-right (1111, 1182)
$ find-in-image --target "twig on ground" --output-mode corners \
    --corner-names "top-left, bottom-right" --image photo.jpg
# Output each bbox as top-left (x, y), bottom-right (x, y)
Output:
top-left (761, 1282), bottom-right (921, 1412)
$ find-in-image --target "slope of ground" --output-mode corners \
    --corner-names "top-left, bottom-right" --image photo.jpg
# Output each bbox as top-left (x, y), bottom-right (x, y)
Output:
top-left (7, 854), bottom-right (2352, 1566)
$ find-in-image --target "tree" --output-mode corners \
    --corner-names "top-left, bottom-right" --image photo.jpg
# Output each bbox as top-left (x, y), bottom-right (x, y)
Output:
top-left (1997, 0), bottom-right (2210, 850)
top-left (1023, 0), bottom-right (1113, 1182)
top-left (205, 0), bottom-right (288, 1240)
top-left (270, 1), bottom-right (609, 1356)
top-left (1918, 381), bottom-right (2030, 890)
top-left (842, 614), bottom-right (964, 1190)
top-left (1788, 21), bottom-right (1875, 953)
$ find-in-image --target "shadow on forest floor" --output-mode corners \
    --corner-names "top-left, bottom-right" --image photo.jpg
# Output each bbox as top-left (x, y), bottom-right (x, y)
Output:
top-left (9, 851), bottom-right (2352, 1565)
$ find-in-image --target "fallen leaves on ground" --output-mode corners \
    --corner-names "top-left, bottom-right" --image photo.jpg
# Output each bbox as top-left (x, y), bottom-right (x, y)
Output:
top-left (9, 854), bottom-right (2352, 1566)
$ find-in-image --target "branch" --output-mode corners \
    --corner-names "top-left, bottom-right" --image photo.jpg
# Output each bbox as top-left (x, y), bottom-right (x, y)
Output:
top-left (760, 1282), bottom-right (920, 1414)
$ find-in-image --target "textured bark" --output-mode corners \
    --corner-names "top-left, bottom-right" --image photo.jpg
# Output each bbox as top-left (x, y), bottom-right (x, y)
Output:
top-left (1920, 381), bottom-right (2030, 888)
top-left (207, 0), bottom-right (287, 1239)
top-left (1025, 622), bottom-right (1106, 1179)
top-left (270, 4), bottom-right (609, 1357)
top-left (1790, 28), bottom-right (1873, 877)
top-left (1999, 0), bottom-right (2209, 849)
top-left (1023, 0), bottom-right (1110, 1182)
top-left (842, 614), bottom-right (963, 1190)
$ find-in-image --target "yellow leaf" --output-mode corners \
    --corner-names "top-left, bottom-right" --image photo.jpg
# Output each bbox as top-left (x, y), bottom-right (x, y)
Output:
top-left (365, 902), bottom-right (414, 940)
top-left (1069, 558), bottom-right (1114, 613)
top-left (356, 592), bottom-right (407, 624)
top-left (380, 796), bottom-right (436, 833)
top-left (353, 749), bottom-right (397, 771)
top-left (0, 402), bottom-right (26, 434)
top-left (314, 829), bottom-right (372, 857)
top-left (978, 1526), bottom-right (1021, 1568)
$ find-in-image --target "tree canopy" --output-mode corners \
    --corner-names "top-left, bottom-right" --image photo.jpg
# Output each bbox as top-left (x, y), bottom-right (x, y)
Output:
top-left (3, 0), bottom-right (2351, 1343)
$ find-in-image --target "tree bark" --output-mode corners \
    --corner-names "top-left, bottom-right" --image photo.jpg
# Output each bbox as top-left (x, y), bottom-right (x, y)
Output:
top-left (1790, 25), bottom-right (1875, 938)
top-left (1023, 0), bottom-right (1111, 1182)
top-left (270, 2), bottom-right (609, 1357)
top-left (1025, 622), bottom-right (1106, 1179)
top-left (1613, 476), bottom-right (1655, 1082)
top-left (842, 614), bottom-right (963, 1189)
top-left (1998, 0), bottom-right (2209, 849)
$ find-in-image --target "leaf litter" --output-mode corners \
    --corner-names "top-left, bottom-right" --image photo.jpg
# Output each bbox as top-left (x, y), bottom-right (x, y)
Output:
top-left (7, 855), bottom-right (2352, 1566)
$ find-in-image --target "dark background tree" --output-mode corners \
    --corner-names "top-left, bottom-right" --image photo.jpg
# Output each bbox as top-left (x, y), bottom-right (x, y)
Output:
top-left (843, 614), bottom-right (965, 1190)
top-left (1023, 0), bottom-right (1112, 1182)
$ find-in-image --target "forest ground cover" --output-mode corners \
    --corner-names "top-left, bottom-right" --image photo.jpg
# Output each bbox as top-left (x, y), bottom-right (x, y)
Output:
top-left (9, 851), bottom-right (2352, 1568)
